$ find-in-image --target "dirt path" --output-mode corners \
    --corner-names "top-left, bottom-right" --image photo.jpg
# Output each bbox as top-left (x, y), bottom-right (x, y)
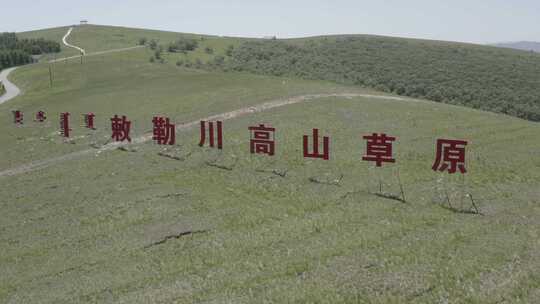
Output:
top-left (0, 67), bottom-right (21, 105)
top-left (0, 93), bottom-right (413, 178)
top-left (49, 45), bottom-right (146, 63)
top-left (62, 27), bottom-right (86, 55)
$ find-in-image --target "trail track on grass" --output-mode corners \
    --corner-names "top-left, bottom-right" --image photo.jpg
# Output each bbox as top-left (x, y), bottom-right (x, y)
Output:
top-left (0, 93), bottom-right (413, 178)
top-left (62, 27), bottom-right (86, 55)
top-left (0, 67), bottom-right (21, 104)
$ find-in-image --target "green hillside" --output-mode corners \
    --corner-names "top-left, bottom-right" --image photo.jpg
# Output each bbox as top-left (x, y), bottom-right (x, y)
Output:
top-left (1, 25), bottom-right (540, 303)
top-left (227, 36), bottom-right (540, 121)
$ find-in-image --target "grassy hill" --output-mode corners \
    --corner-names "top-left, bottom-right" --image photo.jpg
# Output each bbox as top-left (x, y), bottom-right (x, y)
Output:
top-left (1, 25), bottom-right (540, 303)
top-left (227, 36), bottom-right (540, 121)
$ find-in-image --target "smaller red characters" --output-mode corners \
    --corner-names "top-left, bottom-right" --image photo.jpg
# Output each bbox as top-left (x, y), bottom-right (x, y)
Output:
top-left (111, 115), bottom-right (131, 142)
top-left (152, 116), bottom-right (175, 145)
top-left (249, 124), bottom-right (275, 156)
top-left (432, 139), bottom-right (468, 174)
top-left (199, 120), bottom-right (223, 149)
top-left (35, 111), bottom-right (47, 122)
top-left (83, 113), bottom-right (96, 130)
top-left (59, 112), bottom-right (71, 138)
top-left (362, 133), bottom-right (396, 167)
top-left (303, 128), bottom-right (329, 160)
top-left (12, 110), bottom-right (23, 124)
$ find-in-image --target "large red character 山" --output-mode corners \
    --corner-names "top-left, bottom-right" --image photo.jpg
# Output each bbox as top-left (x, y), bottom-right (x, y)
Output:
top-left (303, 128), bottom-right (329, 160)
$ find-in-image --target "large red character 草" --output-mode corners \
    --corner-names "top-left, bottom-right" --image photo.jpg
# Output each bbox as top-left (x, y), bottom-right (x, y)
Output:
top-left (362, 133), bottom-right (396, 167)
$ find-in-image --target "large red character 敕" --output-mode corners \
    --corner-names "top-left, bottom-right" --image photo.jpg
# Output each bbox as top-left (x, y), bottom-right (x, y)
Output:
top-left (199, 120), bottom-right (223, 149)
top-left (362, 133), bottom-right (396, 167)
top-left (432, 139), bottom-right (468, 174)
top-left (111, 115), bottom-right (131, 142)
top-left (152, 116), bottom-right (175, 145)
top-left (249, 124), bottom-right (275, 156)
top-left (303, 128), bottom-right (329, 160)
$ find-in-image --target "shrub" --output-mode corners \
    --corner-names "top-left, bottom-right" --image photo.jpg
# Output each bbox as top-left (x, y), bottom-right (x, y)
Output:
top-left (225, 45), bottom-right (234, 57)
top-left (167, 38), bottom-right (199, 53)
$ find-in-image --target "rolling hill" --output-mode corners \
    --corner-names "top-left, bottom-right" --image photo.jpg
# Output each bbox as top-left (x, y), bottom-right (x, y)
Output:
top-left (493, 41), bottom-right (540, 53)
top-left (1, 24), bottom-right (540, 303)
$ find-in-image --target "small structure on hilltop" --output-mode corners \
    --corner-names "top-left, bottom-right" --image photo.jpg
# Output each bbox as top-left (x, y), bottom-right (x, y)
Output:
top-left (80, 20), bottom-right (88, 26)
top-left (263, 35), bottom-right (277, 40)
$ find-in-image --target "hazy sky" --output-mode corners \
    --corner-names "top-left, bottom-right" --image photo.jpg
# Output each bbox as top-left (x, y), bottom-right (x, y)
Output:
top-left (1, 0), bottom-right (539, 44)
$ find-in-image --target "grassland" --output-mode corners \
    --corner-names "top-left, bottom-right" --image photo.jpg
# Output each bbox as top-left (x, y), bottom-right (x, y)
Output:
top-left (1, 25), bottom-right (540, 303)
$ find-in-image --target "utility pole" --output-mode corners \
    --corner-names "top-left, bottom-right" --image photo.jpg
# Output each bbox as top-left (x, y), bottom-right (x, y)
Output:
top-left (48, 64), bottom-right (53, 87)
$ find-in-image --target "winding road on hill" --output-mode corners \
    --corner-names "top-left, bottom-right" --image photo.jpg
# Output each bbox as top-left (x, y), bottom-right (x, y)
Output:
top-left (0, 93), bottom-right (413, 178)
top-left (62, 27), bottom-right (86, 55)
top-left (0, 67), bottom-right (21, 105)
top-left (0, 27), bottom-right (145, 105)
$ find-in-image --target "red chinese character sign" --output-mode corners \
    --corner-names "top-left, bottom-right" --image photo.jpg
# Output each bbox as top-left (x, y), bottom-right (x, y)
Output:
top-left (35, 111), bottom-right (46, 122)
top-left (432, 139), bottom-right (468, 174)
top-left (59, 112), bottom-right (71, 138)
top-left (362, 133), bottom-right (396, 167)
top-left (152, 116), bottom-right (175, 145)
top-left (84, 113), bottom-right (96, 130)
top-left (199, 120), bottom-right (223, 149)
top-left (303, 128), bottom-right (329, 160)
top-left (111, 115), bottom-right (131, 142)
top-left (12, 110), bottom-right (23, 124)
top-left (249, 124), bottom-right (275, 156)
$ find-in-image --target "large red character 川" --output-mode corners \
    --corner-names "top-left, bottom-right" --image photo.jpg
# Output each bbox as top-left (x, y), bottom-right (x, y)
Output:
top-left (249, 124), bottom-right (275, 156)
top-left (432, 139), bottom-right (468, 174)
top-left (199, 120), bottom-right (223, 149)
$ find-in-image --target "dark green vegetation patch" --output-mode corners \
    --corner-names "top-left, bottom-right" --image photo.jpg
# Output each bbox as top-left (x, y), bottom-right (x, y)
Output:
top-left (0, 33), bottom-right (61, 70)
top-left (228, 36), bottom-right (540, 121)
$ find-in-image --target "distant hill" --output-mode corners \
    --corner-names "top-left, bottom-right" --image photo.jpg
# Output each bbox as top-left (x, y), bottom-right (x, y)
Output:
top-left (493, 41), bottom-right (540, 53)
top-left (17, 25), bottom-right (540, 122)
